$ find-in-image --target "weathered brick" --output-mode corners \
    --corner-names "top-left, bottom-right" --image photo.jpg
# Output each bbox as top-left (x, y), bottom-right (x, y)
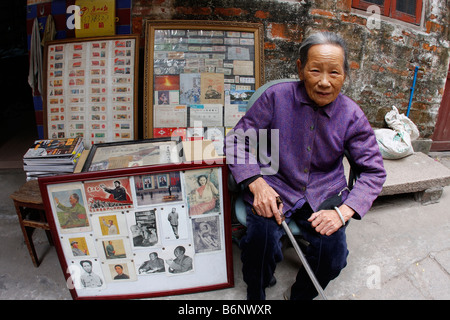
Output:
top-left (213, 7), bottom-right (247, 17)
top-left (349, 61), bottom-right (360, 70)
top-left (336, 0), bottom-right (352, 12)
top-left (255, 10), bottom-right (270, 19)
top-left (340, 13), bottom-right (366, 26)
top-left (310, 8), bottom-right (335, 19)
top-left (425, 21), bottom-right (445, 34)
top-left (175, 6), bottom-right (212, 16)
top-left (422, 42), bottom-right (437, 52)
top-left (268, 22), bottom-right (302, 42)
top-left (264, 42), bottom-right (277, 50)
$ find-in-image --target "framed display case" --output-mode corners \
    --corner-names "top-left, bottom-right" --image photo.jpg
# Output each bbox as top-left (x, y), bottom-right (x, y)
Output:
top-left (43, 34), bottom-right (139, 147)
top-left (81, 137), bottom-right (184, 172)
top-left (143, 20), bottom-right (264, 141)
top-left (39, 161), bottom-right (232, 300)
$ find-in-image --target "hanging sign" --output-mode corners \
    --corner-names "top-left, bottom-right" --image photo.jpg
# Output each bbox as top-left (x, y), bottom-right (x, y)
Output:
top-left (75, 0), bottom-right (116, 38)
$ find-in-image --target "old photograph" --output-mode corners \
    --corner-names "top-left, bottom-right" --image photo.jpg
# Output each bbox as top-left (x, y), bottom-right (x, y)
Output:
top-left (159, 204), bottom-right (189, 241)
top-left (127, 209), bottom-right (160, 248)
top-left (98, 237), bottom-right (131, 260)
top-left (48, 182), bottom-right (91, 233)
top-left (184, 168), bottom-right (221, 216)
top-left (102, 260), bottom-right (137, 283)
top-left (69, 259), bottom-right (106, 290)
top-left (192, 215), bottom-right (222, 253)
top-left (164, 245), bottom-right (194, 275)
top-left (134, 171), bottom-right (182, 206)
top-left (135, 249), bottom-right (166, 275)
top-left (60, 234), bottom-right (97, 259)
top-left (84, 177), bottom-right (133, 213)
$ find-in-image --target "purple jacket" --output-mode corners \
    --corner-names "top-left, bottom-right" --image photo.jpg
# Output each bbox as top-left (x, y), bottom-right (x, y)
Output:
top-left (224, 81), bottom-right (386, 218)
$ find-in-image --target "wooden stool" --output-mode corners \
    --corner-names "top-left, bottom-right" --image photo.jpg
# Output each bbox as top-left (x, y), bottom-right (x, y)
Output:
top-left (10, 180), bottom-right (53, 267)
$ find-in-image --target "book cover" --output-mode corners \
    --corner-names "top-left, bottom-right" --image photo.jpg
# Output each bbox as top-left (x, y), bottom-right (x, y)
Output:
top-left (23, 138), bottom-right (83, 159)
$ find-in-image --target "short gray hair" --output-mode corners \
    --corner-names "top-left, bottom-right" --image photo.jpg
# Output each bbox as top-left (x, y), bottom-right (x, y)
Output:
top-left (299, 32), bottom-right (349, 75)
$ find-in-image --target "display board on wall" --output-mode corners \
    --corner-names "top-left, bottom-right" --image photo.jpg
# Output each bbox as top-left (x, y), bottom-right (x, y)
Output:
top-left (43, 34), bottom-right (139, 148)
top-left (143, 20), bottom-right (264, 151)
top-left (39, 161), bottom-right (233, 299)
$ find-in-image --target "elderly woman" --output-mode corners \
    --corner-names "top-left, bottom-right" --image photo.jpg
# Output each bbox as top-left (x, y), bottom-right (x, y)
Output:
top-left (224, 32), bottom-right (386, 300)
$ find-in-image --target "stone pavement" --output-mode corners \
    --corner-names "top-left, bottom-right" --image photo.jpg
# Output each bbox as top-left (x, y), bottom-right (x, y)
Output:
top-left (1, 154), bottom-right (449, 300)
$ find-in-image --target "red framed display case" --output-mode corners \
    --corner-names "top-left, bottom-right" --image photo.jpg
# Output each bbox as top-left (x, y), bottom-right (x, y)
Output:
top-left (38, 161), bottom-right (233, 300)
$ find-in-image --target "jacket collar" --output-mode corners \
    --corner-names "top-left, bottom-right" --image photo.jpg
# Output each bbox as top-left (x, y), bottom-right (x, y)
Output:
top-left (297, 81), bottom-right (339, 118)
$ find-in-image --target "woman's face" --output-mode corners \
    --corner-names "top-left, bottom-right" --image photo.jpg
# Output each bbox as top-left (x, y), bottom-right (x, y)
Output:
top-left (198, 176), bottom-right (207, 185)
top-left (297, 44), bottom-right (346, 107)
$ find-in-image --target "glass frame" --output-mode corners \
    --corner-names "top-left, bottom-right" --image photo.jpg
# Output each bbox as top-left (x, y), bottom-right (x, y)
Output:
top-left (81, 137), bottom-right (184, 172)
top-left (39, 161), bottom-right (233, 300)
top-left (43, 34), bottom-right (140, 147)
top-left (143, 20), bottom-right (264, 138)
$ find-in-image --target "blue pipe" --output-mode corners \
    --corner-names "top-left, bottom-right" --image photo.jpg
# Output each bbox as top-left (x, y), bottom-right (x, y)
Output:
top-left (406, 66), bottom-right (419, 117)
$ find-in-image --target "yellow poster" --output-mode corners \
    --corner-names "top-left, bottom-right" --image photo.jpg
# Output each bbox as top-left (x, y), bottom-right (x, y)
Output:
top-left (75, 0), bottom-right (116, 38)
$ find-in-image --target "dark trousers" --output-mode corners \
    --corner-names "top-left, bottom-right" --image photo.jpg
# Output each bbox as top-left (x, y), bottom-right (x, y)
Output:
top-left (240, 202), bottom-right (349, 300)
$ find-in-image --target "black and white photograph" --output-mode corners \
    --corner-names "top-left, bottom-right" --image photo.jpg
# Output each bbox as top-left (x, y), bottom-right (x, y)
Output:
top-left (192, 215), bottom-right (222, 253)
top-left (164, 245), bottom-right (195, 275)
top-left (159, 204), bottom-right (190, 241)
top-left (135, 249), bottom-right (166, 275)
top-left (127, 209), bottom-right (160, 248)
top-left (69, 259), bottom-right (106, 291)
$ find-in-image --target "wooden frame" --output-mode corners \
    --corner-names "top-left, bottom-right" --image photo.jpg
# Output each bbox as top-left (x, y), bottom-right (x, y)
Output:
top-left (43, 34), bottom-right (140, 147)
top-left (390, 0), bottom-right (423, 25)
top-left (39, 161), bottom-right (233, 300)
top-left (143, 20), bottom-right (264, 139)
top-left (352, 0), bottom-right (422, 25)
top-left (81, 137), bottom-right (184, 172)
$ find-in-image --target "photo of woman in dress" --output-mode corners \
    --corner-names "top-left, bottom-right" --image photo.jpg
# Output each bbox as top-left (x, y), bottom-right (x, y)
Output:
top-left (185, 168), bottom-right (220, 216)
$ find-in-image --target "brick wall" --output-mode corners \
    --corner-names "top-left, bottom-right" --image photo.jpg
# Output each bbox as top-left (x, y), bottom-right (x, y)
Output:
top-left (132, 0), bottom-right (449, 140)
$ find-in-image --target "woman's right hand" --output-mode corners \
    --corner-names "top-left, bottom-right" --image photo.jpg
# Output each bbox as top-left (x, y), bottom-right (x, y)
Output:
top-left (248, 177), bottom-right (284, 225)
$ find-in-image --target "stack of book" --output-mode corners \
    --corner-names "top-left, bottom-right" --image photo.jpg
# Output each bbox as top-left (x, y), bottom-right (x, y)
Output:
top-left (23, 138), bottom-right (85, 180)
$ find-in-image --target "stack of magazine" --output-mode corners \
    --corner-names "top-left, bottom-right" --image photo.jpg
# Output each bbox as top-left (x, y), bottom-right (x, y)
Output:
top-left (23, 138), bottom-right (85, 180)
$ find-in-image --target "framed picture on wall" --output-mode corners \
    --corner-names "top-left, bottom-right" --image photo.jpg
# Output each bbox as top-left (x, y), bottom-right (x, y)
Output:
top-left (39, 161), bottom-right (233, 300)
top-left (43, 34), bottom-right (139, 148)
top-left (143, 20), bottom-right (264, 144)
top-left (81, 137), bottom-right (184, 172)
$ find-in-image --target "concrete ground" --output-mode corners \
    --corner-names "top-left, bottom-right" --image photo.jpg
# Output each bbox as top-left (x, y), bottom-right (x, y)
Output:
top-left (1, 167), bottom-right (449, 300)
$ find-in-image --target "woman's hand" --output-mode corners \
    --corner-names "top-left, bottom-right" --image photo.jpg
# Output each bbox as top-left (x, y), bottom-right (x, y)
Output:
top-left (248, 177), bottom-right (284, 225)
top-left (308, 204), bottom-right (355, 236)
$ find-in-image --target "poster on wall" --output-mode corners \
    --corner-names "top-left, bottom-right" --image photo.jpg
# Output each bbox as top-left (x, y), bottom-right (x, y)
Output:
top-left (43, 35), bottom-right (139, 148)
top-left (75, 0), bottom-right (116, 38)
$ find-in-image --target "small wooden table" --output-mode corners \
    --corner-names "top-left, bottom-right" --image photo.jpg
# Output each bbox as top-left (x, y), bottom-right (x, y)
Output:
top-left (10, 180), bottom-right (53, 267)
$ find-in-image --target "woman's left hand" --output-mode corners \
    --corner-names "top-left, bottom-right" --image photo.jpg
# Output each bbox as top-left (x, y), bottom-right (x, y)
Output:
top-left (308, 204), bottom-right (355, 236)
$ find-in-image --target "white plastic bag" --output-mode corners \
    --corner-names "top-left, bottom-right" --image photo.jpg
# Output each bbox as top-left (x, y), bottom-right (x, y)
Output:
top-left (374, 106), bottom-right (419, 160)
top-left (385, 106), bottom-right (420, 141)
